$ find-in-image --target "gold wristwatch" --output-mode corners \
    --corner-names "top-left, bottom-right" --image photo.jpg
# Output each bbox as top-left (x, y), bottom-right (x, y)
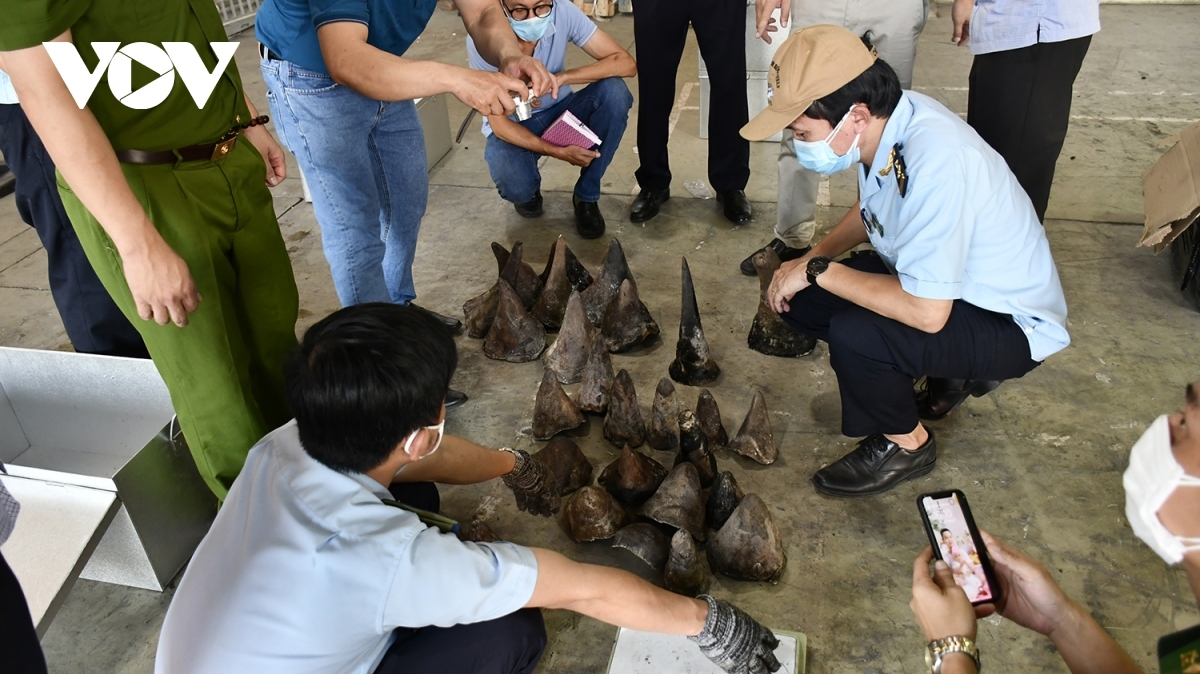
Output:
top-left (925, 636), bottom-right (980, 673)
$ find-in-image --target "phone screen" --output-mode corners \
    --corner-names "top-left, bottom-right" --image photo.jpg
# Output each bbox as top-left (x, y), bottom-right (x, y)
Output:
top-left (920, 491), bottom-right (996, 604)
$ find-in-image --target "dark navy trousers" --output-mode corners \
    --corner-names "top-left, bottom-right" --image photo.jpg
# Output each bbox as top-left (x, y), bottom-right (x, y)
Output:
top-left (782, 254), bottom-right (1039, 437)
top-left (0, 103), bottom-right (147, 358)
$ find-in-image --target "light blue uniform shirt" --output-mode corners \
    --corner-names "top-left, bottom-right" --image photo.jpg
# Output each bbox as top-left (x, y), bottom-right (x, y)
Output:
top-left (466, 0), bottom-right (597, 137)
top-left (968, 0), bottom-right (1100, 55)
top-left (0, 70), bottom-right (18, 104)
top-left (156, 421), bottom-right (539, 674)
top-left (857, 91), bottom-right (1070, 362)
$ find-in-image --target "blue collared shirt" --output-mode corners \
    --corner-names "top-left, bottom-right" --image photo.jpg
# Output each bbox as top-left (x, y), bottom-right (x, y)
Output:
top-left (466, 0), bottom-right (597, 137)
top-left (156, 421), bottom-right (539, 674)
top-left (0, 70), bottom-right (18, 105)
top-left (968, 0), bottom-right (1100, 55)
top-left (857, 92), bottom-right (1070, 362)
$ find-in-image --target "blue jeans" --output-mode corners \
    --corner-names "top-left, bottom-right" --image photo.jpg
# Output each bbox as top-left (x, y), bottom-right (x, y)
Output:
top-left (261, 58), bottom-right (426, 306)
top-left (484, 77), bottom-right (633, 204)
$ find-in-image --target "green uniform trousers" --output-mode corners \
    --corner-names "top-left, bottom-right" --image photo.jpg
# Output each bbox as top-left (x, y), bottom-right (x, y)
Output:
top-left (58, 139), bottom-right (299, 501)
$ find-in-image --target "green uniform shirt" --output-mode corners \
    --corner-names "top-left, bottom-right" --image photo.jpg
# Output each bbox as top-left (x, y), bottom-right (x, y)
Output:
top-left (0, 0), bottom-right (249, 151)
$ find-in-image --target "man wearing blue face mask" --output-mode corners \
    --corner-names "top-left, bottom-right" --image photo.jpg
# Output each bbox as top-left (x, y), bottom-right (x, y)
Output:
top-left (909, 380), bottom-right (1200, 674)
top-left (741, 26), bottom-right (1069, 497)
top-left (468, 0), bottom-right (636, 239)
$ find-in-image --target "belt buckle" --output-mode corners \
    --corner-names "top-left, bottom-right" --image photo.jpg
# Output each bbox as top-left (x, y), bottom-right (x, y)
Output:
top-left (211, 134), bottom-right (237, 161)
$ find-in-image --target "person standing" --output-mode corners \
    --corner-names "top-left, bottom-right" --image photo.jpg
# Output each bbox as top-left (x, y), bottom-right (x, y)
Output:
top-left (0, 1), bottom-right (301, 503)
top-left (0, 70), bottom-right (147, 359)
top-left (629, 0), bottom-right (753, 225)
top-left (952, 0), bottom-right (1100, 222)
top-left (738, 0), bottom-right (927, 275)
top-left (470, 0), bottom-right (636, 240)
top-left (255, 0), bottom-right (554, 408)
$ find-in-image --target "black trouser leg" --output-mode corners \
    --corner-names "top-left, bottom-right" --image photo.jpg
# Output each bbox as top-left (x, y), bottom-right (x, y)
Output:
top-left (387, 481), bottom-right (440, 512)
top-left (0, 103), bottom-right (148, 358)
top-left (691, 0), bottom-right (750, 192)
top-left (967, 36), bottom-right (1092, 222)
top-left (632, 0), bottom-right (691, 191)
top-left (0, 551), bottom-right (48, 674)
top-left (781, 255), bottom-right (1039, 436)
top-left (372, 608), bottom-right (546, 674)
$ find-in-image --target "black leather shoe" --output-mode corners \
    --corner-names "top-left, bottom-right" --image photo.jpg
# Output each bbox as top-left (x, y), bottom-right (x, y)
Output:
top-left (630, 187), bottom-right (670, 223)
top-left (445, 388), bottom-right (468, 409)
top-left (514, 191), bottom-right (544, 218)
top-left (573, 196), bottom-right (605, 239)
top-left (412, 304), bottom-right (463, 335)
top-left (915, 378), bottom-right (1002, 421)
top-left (811, 431), bottom-right (937, 497)
top-left (716, 189), bottom-right (752, 225)
top-left (739, 238), bottom-right (812, 276)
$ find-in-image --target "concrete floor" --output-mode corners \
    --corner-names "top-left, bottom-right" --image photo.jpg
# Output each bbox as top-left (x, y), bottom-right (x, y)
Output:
top-left (3, 4), bottom-right (1200, 673)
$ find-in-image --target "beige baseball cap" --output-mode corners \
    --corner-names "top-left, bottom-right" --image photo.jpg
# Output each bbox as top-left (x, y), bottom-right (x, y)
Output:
top-left (740, 25), bottom-right (877, 141)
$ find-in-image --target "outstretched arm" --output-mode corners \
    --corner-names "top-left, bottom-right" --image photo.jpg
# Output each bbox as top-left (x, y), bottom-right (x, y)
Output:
top-left (391, 435), bottom-right (515, 484)
top-left (456, 0), bottom-right (556, 97)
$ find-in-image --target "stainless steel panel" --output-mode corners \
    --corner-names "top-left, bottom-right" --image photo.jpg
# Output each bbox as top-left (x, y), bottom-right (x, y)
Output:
top-left (417, 94), bottom-right (453, 171)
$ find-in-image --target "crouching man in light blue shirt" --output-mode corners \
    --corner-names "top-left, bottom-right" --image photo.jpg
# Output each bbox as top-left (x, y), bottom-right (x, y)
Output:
top-left (155, 304), bottom-right (780, 674)
top-left (743, 26), bottom-right (1070, 499)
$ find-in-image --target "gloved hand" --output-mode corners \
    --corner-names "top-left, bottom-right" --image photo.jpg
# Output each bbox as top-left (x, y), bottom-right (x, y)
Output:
top-left (690, 595), bottom-right (781, 674)
top-left (501, 449), bottom-right (560, 517)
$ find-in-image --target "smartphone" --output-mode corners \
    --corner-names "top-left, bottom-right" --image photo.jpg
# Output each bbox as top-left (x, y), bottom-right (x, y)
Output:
top-left (918, 490), bottom-right (1001, 606)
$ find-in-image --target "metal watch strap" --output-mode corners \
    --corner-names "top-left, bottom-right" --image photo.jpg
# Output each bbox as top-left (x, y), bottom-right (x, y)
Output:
top-left (926, 636), bottom-right (980, 673)
top-left (498, 446), bottom-right (524, 474)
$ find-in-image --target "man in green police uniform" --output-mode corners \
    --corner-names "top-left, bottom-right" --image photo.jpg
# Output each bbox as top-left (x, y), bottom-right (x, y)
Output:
top-left (0, 0), bottom-right (300, 502)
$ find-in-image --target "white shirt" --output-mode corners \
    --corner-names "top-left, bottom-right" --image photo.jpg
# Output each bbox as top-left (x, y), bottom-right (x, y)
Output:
top-left (155, 421), bottom-right (539, 674)
top-left (857, 92), bottom-right (1070, 362)
top-left (968, 0), bottom-right (1101, 55)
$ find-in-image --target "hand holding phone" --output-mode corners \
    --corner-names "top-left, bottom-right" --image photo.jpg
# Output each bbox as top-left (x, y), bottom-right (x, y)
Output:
top-left (918, 490), bottom-right (1001, 607)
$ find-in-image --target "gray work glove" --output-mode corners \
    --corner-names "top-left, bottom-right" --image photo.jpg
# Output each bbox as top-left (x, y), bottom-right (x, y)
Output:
top-left (690, 595), bottom-right (781, 674)
top-left (501, 449), bottom-right (560, 517)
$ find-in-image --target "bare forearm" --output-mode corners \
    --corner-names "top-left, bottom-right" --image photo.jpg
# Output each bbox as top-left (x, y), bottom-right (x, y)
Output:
top-left (1049, 604), bottom-right (1145, 674)
top-left (817, 265), bottom-right (951, 333)
top-left (458, 0), bottom-right (523, 67)
top-left (490, 115), bottom-right (556, 155)
top-left (810, 201), bottom-right (868, 259)
top-left (558, 53), bottom-right (636, 87)
top-left (322, 40), bottom-right (465, 101)
top-left (527, 549), bottom-right (707, 635)
top-left (392, 435), bottom-right (516, 484)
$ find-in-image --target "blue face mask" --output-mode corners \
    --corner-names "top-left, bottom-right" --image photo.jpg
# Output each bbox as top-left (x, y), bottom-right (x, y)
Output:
top-left (508, 9), bottom-right (554, 41)
top-left (794, 105), bottom-right (861, 175)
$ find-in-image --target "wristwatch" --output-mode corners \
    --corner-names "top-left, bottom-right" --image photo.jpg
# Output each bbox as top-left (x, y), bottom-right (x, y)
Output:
top-left (498, 446), bottom-right (524, 475)
top-left (806, 256), bottom-right (833, 286)
top-left (925, 636), bottom-right (980, 673)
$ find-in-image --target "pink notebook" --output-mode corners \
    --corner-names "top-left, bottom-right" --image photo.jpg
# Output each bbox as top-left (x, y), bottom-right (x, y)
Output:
top-left (541, 111), bottom-right (603, 149)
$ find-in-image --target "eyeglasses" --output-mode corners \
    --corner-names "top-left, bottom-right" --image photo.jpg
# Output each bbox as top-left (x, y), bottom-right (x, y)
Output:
top-left (502, 1), bottom-right (553, 21)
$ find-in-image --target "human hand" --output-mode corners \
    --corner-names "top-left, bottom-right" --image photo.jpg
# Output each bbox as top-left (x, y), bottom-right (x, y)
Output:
top-left (121, 232), bottom-right (201, 327)
top-left (951, 0), bottom-right (973, 46)
top-left (754, 0), bottom-right (790, 44)
top-left (981, 531), bottom-right (1079, 637)
top-left (910, 547), bottom-right (979, 642)
top-left (767, 255), bottom-right (812, 314)
top-left (552, 145), bottom-right (601, 167)
top-left (242, 124), bottom-right (287, 187)
top-left (501, 449), bottom-right (560, 516)
top-left (454, 69), bottom-right (528, 116)
top-left (501, 54), bottom-right (558, 99)
top-left (691, 595), bottom-right (781, 674)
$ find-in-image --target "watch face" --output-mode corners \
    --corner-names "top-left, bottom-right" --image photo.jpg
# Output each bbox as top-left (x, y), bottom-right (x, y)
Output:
top-left (808, 257), bottom-right (831, 276)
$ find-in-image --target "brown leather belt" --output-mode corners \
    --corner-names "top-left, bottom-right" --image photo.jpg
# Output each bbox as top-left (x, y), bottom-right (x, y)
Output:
top-left (115, 134), bottom-right (238, 165)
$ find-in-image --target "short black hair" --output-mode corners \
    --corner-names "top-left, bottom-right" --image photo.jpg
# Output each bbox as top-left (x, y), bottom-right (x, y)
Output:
top-left (284, 303), bottom-right (458, 474)
top-left (804, 33), bottom-right (902, 123)
top-left (940, 529), bottom-right (952, 537)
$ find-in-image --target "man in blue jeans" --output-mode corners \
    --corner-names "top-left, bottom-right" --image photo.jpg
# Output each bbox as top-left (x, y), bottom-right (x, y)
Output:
top-left (256, 0), bottom-right (555, 406)
top-left (469, 0), bottom-right (635, 239)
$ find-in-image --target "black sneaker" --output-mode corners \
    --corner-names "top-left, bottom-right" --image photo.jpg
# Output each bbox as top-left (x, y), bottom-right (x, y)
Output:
top-left (573, 195), bottom-right (605, 239)
top-left (739, 238), bottom-right (812, 276)
top-left (811, 431), bottom-right (937, 497)
top-left (514, 191), bottom-right (544, 218)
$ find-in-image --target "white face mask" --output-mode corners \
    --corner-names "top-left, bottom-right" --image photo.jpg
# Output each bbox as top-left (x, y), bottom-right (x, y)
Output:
top-left (393, 418), bottom-right (445, 477)
top-left (1123, 414), bottom-right (1200, 564)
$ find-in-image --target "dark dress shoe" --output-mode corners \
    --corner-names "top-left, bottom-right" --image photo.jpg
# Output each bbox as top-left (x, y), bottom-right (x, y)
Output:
top-left (716, 189), bottom-right (752, 225)
top-left (739, 238), bottom-right (812, 276)
top-left (915, 378), bottom-right (1002, 421)
top-left (514, 191), bottom-right (544, 218)
top-left (573, 196), bottom-right (605, 239)
top-left (630, 187), bottom-right (670, 223)
top-left (445, 388), bottom-right (468, 409)
top-left (811, 431), bottom-right (937, 497)
top-left (412, 304), bottom-right (463, 335)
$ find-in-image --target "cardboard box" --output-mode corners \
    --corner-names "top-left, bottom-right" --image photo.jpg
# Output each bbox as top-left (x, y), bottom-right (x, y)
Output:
top-left (1139, 121), bottom-right (1200, 252)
